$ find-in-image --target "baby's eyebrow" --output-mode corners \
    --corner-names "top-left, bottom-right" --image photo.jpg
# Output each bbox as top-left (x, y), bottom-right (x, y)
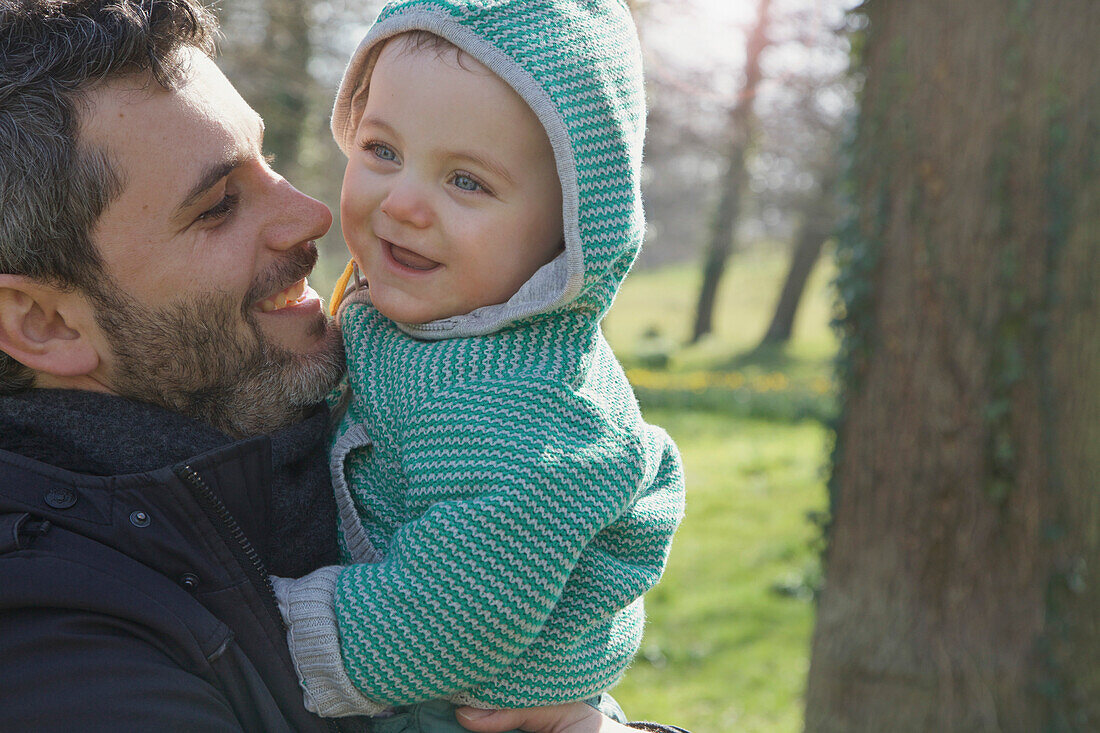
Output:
top-left (452, 150), bottom-right (514, 186)
top-left (358, 116), bottom-right (398, 137)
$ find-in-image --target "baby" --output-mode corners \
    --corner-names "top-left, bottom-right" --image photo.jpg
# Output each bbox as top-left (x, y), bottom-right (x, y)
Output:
top-left (273, 0), bottom-right (685, 729)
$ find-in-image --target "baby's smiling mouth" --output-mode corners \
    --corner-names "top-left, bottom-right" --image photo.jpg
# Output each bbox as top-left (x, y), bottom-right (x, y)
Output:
top-left (385, 239), bottom-right (440, 271)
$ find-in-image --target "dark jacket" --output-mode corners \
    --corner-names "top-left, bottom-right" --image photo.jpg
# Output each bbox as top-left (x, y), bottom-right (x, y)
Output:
top-left (0, 390), bottom-right (352, 732)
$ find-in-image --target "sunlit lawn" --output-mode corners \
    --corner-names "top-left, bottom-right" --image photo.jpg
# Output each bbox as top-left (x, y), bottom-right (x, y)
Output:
top-left (605, 247), bottom-right (836, 732)
top-left (603, 246), bottom-right (838, 373)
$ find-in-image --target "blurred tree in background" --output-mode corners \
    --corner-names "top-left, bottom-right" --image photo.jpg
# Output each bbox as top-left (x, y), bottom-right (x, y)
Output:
top-left (759, 153), bottom-right (839, 347)
top-left (689, 0), bottom-right (771, 344)
top-left (228, 0), bottom-right (312, 179)
top-left (806, 1), bottom-right (1100, 730)
top-left (627, 0), bottom-right (855, 344)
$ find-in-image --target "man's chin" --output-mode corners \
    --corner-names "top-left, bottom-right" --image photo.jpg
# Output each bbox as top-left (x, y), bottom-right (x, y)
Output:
top-left (97, 285), bottom-right (345, 439)
top-left (246, 307), bottom-right (346, 414)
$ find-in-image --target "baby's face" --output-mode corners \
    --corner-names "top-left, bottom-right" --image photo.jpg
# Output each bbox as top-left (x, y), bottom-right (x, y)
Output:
top-left (341, 37), bottom-right (564, 324)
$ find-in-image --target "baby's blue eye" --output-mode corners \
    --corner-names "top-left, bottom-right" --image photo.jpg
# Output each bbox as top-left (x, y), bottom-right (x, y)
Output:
top-left (453, 174), bottom-right (481, 192)
top-left (371, 144), bottom-right (397, 161)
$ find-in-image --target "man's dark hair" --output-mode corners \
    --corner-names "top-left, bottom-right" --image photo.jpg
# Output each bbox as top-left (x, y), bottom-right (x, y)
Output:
top-left (0, 0), bottom-right (218, 392)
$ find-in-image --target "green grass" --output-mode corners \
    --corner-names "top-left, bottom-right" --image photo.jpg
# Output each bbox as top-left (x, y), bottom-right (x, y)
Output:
top-left (603, 246), bottom-right (838, 372)
top-left (612, 411), bottom-right (828, 731)
top-left (604, 247), bottom-right (837, 732)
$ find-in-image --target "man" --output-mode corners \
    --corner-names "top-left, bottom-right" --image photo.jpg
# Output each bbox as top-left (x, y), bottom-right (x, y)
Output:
top-left (0, 1), bottom-right (356, 729)
top-left (0, 2), bottom-right (680, 731)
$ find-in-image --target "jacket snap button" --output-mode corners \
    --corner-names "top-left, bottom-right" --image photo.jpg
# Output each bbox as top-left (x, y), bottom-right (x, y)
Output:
top-left (129, 510), bottom-right (151, 528)
top-left (179, 573), bottom-right (199, 590)
top-left (44, 488), bottom-right (77, 509)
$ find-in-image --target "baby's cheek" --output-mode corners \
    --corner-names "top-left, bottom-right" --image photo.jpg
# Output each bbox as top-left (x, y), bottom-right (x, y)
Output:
top-left (339, 207), bottom-right (371, 264)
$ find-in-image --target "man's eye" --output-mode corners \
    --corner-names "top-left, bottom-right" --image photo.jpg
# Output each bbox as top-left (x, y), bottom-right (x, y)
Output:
top-left (452, 173), bottom-right (484, 193)
top-left (198, 192), bottom-right (240, 222)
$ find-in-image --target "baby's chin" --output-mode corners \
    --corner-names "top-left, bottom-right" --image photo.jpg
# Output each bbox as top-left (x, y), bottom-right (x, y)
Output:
top-left (371, 293), bottom-right (467, 325)
top-left (368, 280), bottom-right (519, 326)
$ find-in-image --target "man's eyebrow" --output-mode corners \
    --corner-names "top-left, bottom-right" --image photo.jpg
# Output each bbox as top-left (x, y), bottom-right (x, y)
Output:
top-left (176, 156), bottom-right (244, 213)
top-left (177, 115), bottom-right (265, 215)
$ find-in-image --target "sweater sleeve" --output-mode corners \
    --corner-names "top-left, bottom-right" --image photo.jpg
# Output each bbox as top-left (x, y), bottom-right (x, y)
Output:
top-left (278, 377), bottom-right (675, 714)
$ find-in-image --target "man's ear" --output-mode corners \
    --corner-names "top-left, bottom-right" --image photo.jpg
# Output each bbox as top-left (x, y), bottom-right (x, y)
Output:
top-left (0, 275), bottom-right (101, 379)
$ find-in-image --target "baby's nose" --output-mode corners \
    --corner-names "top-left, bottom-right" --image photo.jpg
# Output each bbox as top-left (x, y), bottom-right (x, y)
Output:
top-left (380, 181), bottom-right (433, 228)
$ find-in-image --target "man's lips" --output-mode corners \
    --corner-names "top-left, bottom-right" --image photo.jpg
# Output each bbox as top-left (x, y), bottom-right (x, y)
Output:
top-left (384, 239), bottom-right (440, 271)
top-left (257, 278), bottom-right (316, 312)
top-left (247, 242), bottom-right (321, 314)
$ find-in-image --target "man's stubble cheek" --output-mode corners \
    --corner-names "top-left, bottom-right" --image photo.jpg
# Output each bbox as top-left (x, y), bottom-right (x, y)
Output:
top-left (92, 286), bottom-right (345, 437)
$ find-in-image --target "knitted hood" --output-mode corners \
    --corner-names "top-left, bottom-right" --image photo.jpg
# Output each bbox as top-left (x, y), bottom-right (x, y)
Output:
top-left (331, 0), bottom-right (646, 338)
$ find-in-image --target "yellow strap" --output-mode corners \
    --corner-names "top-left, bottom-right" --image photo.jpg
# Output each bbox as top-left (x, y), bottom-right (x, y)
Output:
top-left (329, 259), bottom-right (357, 317)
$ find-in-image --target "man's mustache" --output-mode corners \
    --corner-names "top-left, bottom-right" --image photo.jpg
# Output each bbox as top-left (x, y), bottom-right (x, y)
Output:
top-left (242, 242), bottom-right (319, 313)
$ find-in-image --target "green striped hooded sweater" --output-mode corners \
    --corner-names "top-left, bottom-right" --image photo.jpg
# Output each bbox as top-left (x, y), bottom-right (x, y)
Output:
top-left (272, 0), bottom-right (685, 716)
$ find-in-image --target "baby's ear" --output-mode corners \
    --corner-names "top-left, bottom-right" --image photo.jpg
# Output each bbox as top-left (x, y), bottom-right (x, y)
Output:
top-left (0, 275), bottom-right (101, 379)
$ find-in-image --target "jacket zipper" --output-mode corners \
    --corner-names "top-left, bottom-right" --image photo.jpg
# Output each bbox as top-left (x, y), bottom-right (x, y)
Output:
top-left (174, 464), bottom-right (342, 732)
top-left (173, 464), bottom-right (282, 628)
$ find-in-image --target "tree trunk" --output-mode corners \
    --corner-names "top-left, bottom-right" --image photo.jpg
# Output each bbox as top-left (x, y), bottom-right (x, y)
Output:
top-left (688, 0), bottom-right (770, 344)
top-left (805, 2), bottom-right (1100, 731)
top-left (759, 166), bottom-right (837, 347)
top-left (253, 0), bottom-right (312, 179)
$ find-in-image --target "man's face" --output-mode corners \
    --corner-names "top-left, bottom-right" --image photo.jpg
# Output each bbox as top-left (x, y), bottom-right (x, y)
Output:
top-left (80, 50), bottom-right (344, 436)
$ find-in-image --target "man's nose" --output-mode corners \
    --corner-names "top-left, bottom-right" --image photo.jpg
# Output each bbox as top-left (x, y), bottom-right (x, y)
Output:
top-left (379, 179), bottom-right (433, 229)
top-left (264, 175), bottom-right (333, 251)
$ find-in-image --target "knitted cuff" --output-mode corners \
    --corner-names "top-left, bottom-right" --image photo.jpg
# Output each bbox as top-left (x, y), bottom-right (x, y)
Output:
top-left (270, 568), bottom-right (389, 718)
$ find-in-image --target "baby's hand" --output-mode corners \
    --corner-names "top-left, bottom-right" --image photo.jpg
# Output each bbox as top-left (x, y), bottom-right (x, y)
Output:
top-left (456, 703), bottom-right (634, 733)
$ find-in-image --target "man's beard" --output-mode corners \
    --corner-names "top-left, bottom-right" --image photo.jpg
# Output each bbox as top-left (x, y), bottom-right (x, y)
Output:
top-left (88, 246), bottom-right (345, 438)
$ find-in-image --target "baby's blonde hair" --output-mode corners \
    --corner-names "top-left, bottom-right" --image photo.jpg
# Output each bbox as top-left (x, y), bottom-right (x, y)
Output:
top-left (384, 30), bottom-right (480, 72)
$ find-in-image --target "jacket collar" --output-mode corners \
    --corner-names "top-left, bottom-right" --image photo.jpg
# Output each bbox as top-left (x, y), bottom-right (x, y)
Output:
top-left (0, 389), bottom-right (338, 578)
top-left (0, 389), bottom-right (233, 476)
